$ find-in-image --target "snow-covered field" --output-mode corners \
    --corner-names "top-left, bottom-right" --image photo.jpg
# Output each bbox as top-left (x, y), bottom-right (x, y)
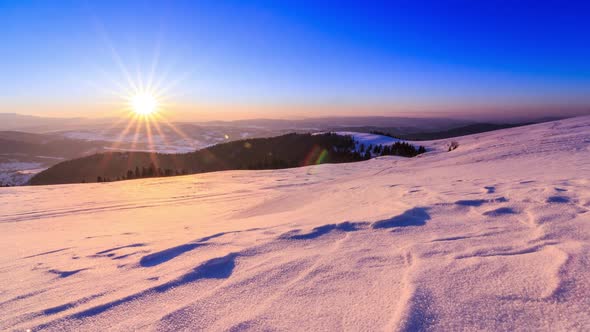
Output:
top-left (334, 131), bottom-right (402, 147)
top-left (1, 116), bottom-right (589, 331)
top-left (0, 162), bottom-right (46, 186)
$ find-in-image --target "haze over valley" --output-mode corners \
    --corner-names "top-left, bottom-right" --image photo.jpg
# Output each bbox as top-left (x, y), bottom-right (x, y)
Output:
top-left (2, 1), bottom-right (590, 331)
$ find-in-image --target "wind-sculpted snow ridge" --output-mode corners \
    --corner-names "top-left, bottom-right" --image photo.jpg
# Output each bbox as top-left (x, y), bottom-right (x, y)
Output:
top-left (1, 116), bottom-right (589, 331)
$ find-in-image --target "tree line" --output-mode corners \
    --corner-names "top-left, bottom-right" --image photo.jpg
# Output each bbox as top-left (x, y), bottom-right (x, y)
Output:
top-left (30, 133), bottom-right (427, 185)
top-left (359, 141), bottom-right (426, 158)
top-left (95, 165), bottom-right (189, 183)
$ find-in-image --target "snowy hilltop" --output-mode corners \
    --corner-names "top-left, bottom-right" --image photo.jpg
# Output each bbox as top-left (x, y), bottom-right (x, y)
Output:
top-left (0, 116), bottom-right (589, 331)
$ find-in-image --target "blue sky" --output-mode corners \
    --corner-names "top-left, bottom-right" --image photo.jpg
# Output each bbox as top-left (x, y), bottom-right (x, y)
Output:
top-left (1, 0), bottom-right (589, 119)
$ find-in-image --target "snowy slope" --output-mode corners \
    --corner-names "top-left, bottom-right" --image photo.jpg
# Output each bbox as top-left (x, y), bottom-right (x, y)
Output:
top-left (1, 116), bottom-right (589, 331)
top-left (333, 131), bottom-right (402, 146)
top-left (324, 131), bottom-right (419, 157)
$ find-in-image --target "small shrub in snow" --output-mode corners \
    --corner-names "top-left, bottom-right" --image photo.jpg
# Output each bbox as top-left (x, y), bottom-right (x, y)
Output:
top-left (448, 141), bottom-right (459, 151)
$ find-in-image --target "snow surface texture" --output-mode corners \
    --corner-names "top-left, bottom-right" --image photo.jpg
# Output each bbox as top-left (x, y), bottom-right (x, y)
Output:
top-left (1, 117), bottom-right (590, 331)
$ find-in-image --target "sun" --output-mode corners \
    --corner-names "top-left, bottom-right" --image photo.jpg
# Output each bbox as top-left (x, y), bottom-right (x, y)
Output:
top-left (131, 93), bottom-right (158, 115)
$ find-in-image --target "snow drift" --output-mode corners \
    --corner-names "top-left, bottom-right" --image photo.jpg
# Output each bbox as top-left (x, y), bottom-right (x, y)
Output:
top-left (0, 116), bottom-right (589, 331)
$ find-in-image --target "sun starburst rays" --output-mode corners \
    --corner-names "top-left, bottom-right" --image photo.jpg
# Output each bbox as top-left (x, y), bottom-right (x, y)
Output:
top-left (106, 82), bottom-right (188, 157)
top-left (84, 24), bottom-right (197, 163)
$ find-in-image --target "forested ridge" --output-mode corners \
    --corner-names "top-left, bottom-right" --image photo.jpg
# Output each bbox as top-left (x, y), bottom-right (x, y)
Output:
top-left (30, 133), bottom-right (424, 185)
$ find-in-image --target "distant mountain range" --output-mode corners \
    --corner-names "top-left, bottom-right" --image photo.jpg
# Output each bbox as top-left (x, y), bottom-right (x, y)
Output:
top-left (0, 112), bottom-right (578, 186)
top-left (0, 131), bottom-right (107, 159)
top-left (0, 131), bottom-right (111, 186)
top-left (0, 113), bottom-right (115, 132)
top-left (358, 123), bottom-right (534, 141)
top-left (0, 112), bottom-right (558, 133)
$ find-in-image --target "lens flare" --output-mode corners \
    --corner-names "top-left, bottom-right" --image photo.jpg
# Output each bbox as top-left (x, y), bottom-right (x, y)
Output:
top-left (131, 93), bottom-right (158, 115)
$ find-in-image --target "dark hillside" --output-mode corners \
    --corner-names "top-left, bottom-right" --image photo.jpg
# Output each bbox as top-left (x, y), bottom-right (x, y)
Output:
top-left (30, 133), bottom-right (424, 185)
top-left (400, 123), bottom-right (532, 140)
top-left (332, 122), bottom-right (532, 141)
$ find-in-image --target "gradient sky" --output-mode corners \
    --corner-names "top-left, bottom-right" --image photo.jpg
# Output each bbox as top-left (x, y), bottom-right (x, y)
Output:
top-left (1, 0), bottom-right (589, 119)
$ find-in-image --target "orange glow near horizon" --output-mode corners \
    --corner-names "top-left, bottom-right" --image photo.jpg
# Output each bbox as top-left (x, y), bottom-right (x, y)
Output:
top-left (80, 40), bottom-right (198, 159)
top-left (5, 100), bottom-right (590, 123)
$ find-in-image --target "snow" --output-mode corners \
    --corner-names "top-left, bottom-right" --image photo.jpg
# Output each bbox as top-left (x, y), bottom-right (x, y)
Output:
top-left (333, 131), bottom-right (402, 147)
top-left (1, 116), bottom-right (590, 330)
top-left (0, 162), bottom-right (46, 186)
top-left (318, 131), bottom-right (411, 157)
